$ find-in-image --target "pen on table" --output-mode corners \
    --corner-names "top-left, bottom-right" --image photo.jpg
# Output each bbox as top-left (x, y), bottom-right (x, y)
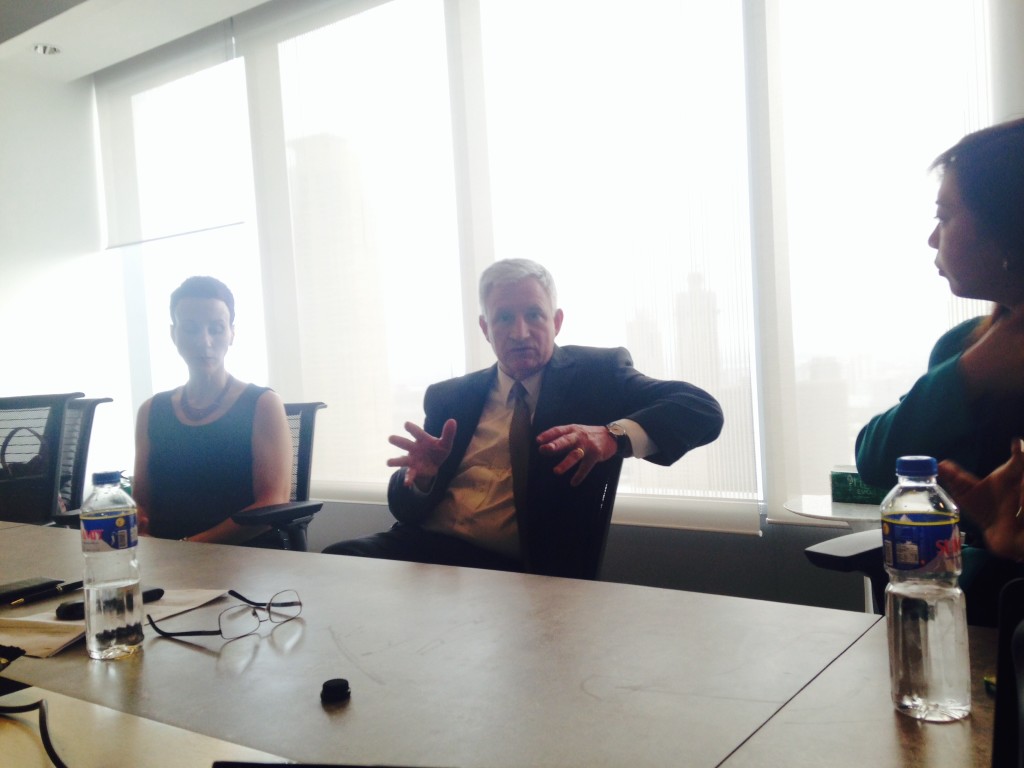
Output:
top-left (7, 580), bottom-right (84, 607)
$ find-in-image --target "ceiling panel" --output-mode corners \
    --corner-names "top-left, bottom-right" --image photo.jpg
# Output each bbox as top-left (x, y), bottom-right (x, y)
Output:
top-left (0, 0), bottom-right (271, 82)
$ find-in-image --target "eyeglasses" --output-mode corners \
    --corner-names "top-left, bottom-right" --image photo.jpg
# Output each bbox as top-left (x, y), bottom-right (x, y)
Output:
top-left (146, 589), bottom-right (302, 641)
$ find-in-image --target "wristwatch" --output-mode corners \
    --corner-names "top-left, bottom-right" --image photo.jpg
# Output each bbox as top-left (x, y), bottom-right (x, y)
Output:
top-left (606, 422), bottom-right (633, 458)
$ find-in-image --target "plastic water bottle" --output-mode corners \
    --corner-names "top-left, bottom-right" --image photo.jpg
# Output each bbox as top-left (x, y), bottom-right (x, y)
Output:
top-left (881, 455), bottom-right (969, 721)
top-left (80, 471), bottom-right (143, 660)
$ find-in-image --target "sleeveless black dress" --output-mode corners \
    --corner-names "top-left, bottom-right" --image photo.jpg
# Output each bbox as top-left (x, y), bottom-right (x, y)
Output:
top-left (146, 384), bottom-right (268, 539)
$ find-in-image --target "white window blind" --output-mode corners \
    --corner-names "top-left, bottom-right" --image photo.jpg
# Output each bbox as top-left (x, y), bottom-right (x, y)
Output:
top-left (775, 0), bottom-right (991, 499)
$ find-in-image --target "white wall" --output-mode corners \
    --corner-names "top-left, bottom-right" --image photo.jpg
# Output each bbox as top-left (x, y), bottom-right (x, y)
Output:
top-left (0, 70), bottom-right (136, 477)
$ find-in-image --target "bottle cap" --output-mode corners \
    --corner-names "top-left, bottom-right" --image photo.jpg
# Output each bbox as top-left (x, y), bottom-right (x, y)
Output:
top-left (91, 471), bottom-right (123, 485)
top-left (895, 456), bottom-right (938, 477)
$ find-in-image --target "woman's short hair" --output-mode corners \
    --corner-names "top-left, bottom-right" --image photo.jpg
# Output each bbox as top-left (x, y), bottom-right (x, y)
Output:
top-left (931, 117), bottom-right (1024, 257)
top-left (478, 259), bottom-right (558, 313)
top-left (170, 276), bottom-right (236, 324)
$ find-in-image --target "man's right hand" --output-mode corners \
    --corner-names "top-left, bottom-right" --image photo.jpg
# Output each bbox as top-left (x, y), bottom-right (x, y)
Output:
top-left (387, 419), bottom-right (457, 491)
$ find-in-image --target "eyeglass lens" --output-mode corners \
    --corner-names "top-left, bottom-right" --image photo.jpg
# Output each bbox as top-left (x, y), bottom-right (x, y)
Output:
top-left (217, 590), bottom-right (301, 639)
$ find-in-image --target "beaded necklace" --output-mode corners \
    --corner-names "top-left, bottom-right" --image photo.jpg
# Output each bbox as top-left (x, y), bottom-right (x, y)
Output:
top-left (180, 375), bottom-right (233, 421)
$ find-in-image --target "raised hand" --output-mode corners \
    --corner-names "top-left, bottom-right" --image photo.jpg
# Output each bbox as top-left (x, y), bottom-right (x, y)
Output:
top-left (387, 419), bottom-right (457, 491)
top-left (536, 424), bottom-right (617, 487)
top-left (939, 438), bottom-right (1024, 560)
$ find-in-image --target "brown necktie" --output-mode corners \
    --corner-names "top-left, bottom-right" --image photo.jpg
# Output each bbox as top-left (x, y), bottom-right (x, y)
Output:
top-left (509, 382), bottom-right (531, 565)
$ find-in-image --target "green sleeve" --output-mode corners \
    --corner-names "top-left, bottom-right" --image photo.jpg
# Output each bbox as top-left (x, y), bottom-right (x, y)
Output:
top-left (855, 318), bottom-right (982, 488)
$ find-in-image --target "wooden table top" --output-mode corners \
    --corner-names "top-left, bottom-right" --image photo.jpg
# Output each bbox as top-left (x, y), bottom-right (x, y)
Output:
top-left (723, 620), bottom-right (996, 768)
top-left (2, 524), bottom-right (885, 767)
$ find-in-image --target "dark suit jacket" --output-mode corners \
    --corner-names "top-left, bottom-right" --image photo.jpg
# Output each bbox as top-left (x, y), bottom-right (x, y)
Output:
top-left (388, 345), bottom-right (723, 579)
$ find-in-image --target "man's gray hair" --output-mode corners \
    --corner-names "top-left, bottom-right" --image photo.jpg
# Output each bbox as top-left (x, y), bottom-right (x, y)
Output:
top-left (478, 259), bottom-right (558, 313)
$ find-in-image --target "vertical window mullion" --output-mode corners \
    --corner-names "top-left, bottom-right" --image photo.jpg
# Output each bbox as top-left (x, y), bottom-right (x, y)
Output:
top-left (444, 0), bottom-right (498, 371)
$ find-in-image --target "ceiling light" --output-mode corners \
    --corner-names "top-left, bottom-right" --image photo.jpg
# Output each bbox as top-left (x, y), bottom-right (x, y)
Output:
top-left (33, 44), bottom-right (61, 56)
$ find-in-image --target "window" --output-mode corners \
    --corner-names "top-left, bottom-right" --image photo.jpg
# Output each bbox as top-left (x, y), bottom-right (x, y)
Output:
top-left (94, 0), bottom-right (994, 534)
top-left (99, 56), bottom-right (269, 400)
top-left (776, 0), bottom-right (990, 495)
top-left (478, 1), bottom-right (757, 506)
top-left (275, 0), bottom-right (464, 486)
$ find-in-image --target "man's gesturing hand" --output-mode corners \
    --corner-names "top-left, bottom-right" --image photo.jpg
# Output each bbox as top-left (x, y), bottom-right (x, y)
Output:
top-left (387, 419), bottom-right (457, 491)
top-left (536, 424), bottom-right (618, 487)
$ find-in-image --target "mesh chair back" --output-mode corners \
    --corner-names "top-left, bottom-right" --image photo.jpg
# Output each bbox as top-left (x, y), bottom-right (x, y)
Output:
top-left (0, 393), bottom-right (84, 523)
top-left (58, 397), bottom-right (113, 512)
top-left (284, 402), bottom-right (326, 502)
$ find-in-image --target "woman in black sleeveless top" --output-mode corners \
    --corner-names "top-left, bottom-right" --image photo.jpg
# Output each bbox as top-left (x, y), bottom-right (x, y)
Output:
top-left (132, 276), bottom-right (292, 544)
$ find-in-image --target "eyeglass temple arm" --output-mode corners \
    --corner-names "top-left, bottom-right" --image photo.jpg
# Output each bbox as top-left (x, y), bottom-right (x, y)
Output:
top-left (227, 589), bottom-right (301, 608)
top-left (146, 614), bottom-right (223, 638)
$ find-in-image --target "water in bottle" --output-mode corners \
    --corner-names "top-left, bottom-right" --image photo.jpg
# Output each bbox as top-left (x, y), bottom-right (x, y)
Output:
top-left (80, 471), bottom-right (143, 660)
top-left (882, 455), bottom-right (969, 722)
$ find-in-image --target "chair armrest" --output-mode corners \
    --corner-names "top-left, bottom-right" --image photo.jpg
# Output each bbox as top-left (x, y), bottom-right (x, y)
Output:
top-left (232, 501), bottom-right (323, 528)
top-left (804, 528), bottom-right (883, 574)
top-left (48, 508), bottom-right (82, 529)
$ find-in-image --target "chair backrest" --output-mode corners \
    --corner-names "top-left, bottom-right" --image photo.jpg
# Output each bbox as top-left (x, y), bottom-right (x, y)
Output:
top-left (588, 459), bottom-right (622, 580)
top-left (0, 392), bottom-right (84, 523)
top-left (58, 397), bottom-right (113, 512)
top-left (993, 577), bottom-right (1024, 768)
top-left (284, 402), bottom-right (327, 502)
top-left (265, 401), bottom-right (327, 551)
top-left (532, 457), bottom-right (622, 580)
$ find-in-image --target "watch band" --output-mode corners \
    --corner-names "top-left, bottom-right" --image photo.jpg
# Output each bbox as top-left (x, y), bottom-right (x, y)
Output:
top-left (606, 422), bottom-right (633, 458)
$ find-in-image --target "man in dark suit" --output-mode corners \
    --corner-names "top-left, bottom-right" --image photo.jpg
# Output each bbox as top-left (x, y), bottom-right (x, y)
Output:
top-left (324, 259), bottom-right (723, 578)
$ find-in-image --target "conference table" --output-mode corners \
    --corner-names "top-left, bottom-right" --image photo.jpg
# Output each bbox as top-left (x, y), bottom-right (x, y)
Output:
top-left (0, 524), bottom-right (996, 767)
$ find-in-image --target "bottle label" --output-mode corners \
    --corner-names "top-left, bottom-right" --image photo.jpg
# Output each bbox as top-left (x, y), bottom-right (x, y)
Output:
top-left (81, 511), bottom-right (138, 552)
top-left (882, 512), bottom-right (961, 572)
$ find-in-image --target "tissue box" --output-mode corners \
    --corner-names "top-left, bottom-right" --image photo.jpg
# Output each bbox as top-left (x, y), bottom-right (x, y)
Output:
top-left (831, 465), bottom-right (888, 505)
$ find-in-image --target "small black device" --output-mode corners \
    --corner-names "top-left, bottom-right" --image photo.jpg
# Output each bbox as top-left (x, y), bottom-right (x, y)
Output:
top-left (55, 587), bottom-right (165, 620)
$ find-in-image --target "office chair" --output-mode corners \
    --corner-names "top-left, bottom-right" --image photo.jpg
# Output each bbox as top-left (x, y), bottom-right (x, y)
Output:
top-left (232, 401), bottom-right (327, 551)
top-left (992, 578), bottom-right (1024, 768)
top-left (805, 528), bottom-right (886, 614)
top-left (527, 457), bottom-right (622, 580)
top-left (582, 459), bottom-right (622, 580)
top-left (0, 392), bottom-right (84, 524)
top-left (56, 397), bottom-right (113, 519)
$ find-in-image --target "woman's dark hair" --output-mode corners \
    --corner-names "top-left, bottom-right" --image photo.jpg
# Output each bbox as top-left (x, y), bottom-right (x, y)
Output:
top-left (169, 276), bottom-right (236, 324)
top-left (931, 117), bottom-right (1024, 258)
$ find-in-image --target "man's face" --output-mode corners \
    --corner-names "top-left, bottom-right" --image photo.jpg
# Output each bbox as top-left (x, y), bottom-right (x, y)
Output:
top-left (479, 277), bottom-right (563, 380)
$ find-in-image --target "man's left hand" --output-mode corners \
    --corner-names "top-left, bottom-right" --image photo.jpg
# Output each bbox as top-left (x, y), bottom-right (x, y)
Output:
top-left (536, 424), bottom-right (617, 487)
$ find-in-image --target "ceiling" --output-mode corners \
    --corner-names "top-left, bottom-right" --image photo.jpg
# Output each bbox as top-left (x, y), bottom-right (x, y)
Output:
top-left (0, 0), bottom-right (270, 82)
top-left (0, 0), bottom-right (86, 44)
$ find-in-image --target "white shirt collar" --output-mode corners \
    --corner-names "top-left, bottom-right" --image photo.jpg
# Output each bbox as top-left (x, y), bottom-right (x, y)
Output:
top-left (497, 367), bottom-right (544, 411)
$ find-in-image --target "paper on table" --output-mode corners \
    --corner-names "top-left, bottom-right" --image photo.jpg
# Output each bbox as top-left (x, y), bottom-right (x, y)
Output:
top-left (0, 589), bottom-right (226, 658)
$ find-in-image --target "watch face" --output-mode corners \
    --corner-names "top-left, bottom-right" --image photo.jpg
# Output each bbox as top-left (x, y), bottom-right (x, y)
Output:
top-left (607, 423), bottom-right (632, 458)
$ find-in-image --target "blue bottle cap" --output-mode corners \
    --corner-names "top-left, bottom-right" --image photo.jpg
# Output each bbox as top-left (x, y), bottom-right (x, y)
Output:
top-left (91, 471), bottom-right (123, 485)
top-left (895, 456), bottom-right (938, 477)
